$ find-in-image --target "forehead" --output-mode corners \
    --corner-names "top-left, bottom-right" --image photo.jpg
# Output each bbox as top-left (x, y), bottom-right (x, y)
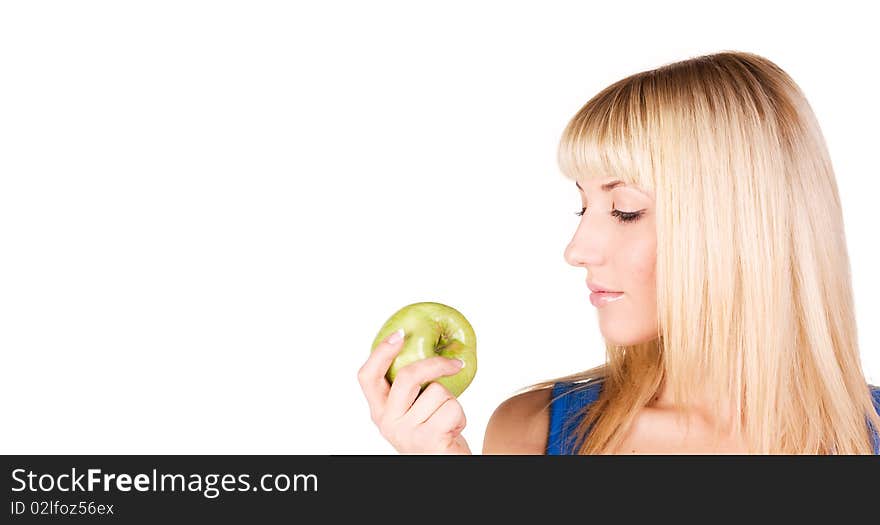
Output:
top-left (575, 179), bottom-right (652, 198)
top-left (576, 179), bottom-right (624, 192)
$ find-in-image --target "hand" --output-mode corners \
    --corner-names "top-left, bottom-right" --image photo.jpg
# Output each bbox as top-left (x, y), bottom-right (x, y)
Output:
top-left (357, 329), bottom-right (472, 454)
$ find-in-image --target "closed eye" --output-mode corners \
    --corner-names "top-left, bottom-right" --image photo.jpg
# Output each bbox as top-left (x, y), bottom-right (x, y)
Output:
top-left (575, 206), bottom-right (643, 224)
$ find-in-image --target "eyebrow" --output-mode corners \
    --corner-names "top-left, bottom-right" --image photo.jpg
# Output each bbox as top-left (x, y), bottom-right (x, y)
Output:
top-left (575, 180), bottom-right (625, 192)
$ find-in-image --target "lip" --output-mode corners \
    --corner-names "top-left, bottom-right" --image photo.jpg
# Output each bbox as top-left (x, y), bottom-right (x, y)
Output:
top-left (587, 280), bottom-right (621, 294)
top-left (589, 291), bottom-right (624, 307)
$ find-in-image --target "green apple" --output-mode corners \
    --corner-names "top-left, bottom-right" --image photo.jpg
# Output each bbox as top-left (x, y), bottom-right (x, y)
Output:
top-left (370, 301), bottom-right (477, 398)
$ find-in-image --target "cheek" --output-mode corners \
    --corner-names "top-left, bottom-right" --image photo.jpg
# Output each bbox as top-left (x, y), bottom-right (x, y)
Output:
top-left (619, 235), bottom-right (656, 290)
top-left (601, 233), bottom-right (658, 346)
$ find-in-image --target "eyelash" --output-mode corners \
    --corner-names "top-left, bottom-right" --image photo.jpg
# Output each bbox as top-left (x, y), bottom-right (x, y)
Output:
top-left (574, 206), bottom-right (643, 223)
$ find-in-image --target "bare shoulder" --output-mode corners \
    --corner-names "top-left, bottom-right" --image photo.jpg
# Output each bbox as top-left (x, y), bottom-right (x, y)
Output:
top-left (482, 386), bottom-right (554, 454)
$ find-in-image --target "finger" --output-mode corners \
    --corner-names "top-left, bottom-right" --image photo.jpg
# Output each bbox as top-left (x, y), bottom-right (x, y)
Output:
top-left (402, 381), bottom-right (455, 425)
top-left (357, 328), bottom-right (406, 422)
top-left (423, 396), bottom-right (467, 436)
top-left (384, 356), bottom-right (463, 422)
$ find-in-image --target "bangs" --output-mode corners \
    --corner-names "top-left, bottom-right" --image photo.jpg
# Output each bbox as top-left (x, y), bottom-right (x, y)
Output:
top-left (557, 77), bottom-right (656, 193)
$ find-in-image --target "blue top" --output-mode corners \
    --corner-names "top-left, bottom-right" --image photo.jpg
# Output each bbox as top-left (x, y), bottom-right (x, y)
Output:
top-left (546, 380), bottom-right (880, 454)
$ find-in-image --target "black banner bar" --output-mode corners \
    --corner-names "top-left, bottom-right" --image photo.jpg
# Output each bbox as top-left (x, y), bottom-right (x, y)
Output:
top-left (2, 455), bottom-right (875, 522)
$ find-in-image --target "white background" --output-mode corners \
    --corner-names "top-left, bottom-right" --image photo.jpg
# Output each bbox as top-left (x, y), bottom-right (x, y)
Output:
top-left (1, 1), bottom-right (877, 454)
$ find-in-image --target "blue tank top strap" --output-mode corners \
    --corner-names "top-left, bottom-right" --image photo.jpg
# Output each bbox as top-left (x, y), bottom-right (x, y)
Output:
top-left (546, 383), bottom-right (880, 454)
top-left (869, 385), bottom-right (880, 454)
top-left (546, 380), bottom-right (604, 455)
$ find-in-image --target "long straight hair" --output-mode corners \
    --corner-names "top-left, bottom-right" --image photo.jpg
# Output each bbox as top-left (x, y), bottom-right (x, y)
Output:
top-left (523, 50), bottom-right (880, 454)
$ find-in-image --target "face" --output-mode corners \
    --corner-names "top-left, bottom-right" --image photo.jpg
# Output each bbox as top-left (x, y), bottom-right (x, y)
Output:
top-left (564, 177), bottom-right (658, 346)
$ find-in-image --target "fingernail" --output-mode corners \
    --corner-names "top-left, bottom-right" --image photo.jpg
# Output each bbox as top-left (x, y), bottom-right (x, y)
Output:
top-left (455, 358), bottom-right (465, 368)
top-left (387, 328), bottom-right (404, 345)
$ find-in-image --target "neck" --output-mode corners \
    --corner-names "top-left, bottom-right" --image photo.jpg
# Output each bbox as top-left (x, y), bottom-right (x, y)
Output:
top-left (649, 376), bottom-right (740, 433)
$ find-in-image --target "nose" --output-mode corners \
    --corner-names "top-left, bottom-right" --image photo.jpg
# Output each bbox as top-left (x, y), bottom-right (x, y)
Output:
top-left (564, 218), bottom-right (607, 268)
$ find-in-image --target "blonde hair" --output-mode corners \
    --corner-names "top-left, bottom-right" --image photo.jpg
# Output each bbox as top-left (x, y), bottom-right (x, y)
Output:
top-left (522, 50), bottom-right (880, 454)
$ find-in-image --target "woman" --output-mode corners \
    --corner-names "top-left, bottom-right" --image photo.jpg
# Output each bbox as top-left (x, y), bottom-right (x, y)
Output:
top-left (357, 50), bottom-right (880, 454)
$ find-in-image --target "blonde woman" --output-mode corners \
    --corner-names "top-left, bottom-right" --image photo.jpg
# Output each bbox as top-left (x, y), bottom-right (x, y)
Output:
top-left (357, 50), bottom-right (880, 454)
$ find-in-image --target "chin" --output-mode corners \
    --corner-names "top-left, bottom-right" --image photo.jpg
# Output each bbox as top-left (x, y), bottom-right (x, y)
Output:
top-left (599, 320), bottom-right (657, 347)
